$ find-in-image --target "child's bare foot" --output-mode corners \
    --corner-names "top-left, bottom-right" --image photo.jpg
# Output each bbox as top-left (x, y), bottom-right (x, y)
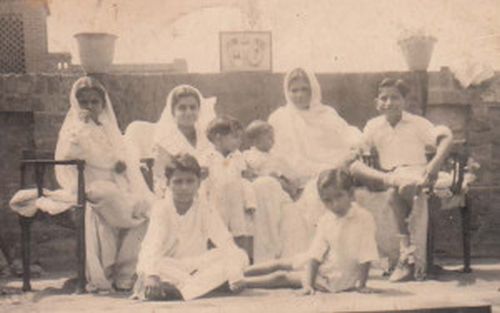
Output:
top-left (229, 278), bottom-right (246, 293)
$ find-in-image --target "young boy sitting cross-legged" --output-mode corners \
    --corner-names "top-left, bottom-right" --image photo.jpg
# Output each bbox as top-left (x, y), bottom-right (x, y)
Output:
top-left (230, 168), bottom-right (379, 294)
top-left (132, 153), bottom-right (249, 301)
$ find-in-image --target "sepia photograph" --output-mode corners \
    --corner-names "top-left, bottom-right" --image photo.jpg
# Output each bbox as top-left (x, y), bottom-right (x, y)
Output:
top-left (0, 0), bottom-right (499, 312)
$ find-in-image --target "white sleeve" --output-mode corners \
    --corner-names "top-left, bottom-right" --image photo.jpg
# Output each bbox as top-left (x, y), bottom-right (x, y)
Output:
top-left (307, 221), bottom-right (330, 262)
top-left (136, 201), bottom-right (171, 276)
top-left (417, 118), bottom-right (439, 147)
top-left (207, 207), bottom-right (236, 250)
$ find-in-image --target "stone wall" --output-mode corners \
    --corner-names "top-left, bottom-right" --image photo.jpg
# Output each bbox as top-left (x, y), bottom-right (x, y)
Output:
top-left (1, 69), bottom-right (500, 270)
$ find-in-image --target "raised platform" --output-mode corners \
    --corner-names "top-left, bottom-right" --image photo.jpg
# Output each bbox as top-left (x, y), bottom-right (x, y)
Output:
top-left (1, 262), bottom-right (498, 313)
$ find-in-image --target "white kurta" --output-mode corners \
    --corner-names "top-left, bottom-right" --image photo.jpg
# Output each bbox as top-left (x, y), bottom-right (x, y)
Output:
top-left (134, 192), bottom-right (249, 300)
top-left (293, 204), bottom-right (379, 292)
top-left (202, 150), bottom-right (257, 237)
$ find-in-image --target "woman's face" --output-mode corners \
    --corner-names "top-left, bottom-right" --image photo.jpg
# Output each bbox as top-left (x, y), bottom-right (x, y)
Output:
top-left (76, 88), bottom-right (105, 124)
top-left (288, 78), bottom-right (312, 110)
top-left (173, 95), bottom-right (200, 128)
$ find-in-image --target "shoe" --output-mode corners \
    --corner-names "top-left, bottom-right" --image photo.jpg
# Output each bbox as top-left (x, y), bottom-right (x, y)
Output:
top-left (389, 262), bottom-right (415, 282)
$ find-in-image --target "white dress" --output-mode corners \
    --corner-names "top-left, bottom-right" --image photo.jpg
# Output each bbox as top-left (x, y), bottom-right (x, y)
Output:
top-left (55, 76), bottom-right (153, 291)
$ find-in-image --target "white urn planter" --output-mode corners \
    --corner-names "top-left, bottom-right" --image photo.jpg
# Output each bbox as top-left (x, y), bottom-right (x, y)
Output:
top-left (74, 32), bottom-right (117, 74)
top-left (398, 35), bottom-right (436, 71)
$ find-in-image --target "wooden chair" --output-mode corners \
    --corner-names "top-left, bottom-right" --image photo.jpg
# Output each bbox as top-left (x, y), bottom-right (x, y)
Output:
top-left (361, 139), bottom-right (471, 274)
top-left (18, 150), bottom-right (86, 292)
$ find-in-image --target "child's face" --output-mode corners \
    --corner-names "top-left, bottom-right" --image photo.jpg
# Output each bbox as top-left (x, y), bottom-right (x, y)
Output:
top-left (255, 129), bottom-right (274, 152)
top-left (288, 78), bottom-right (312, 110)
top-left (216, 131), bottom-right (242, 154)
top-left (318, 186), bottom-right (352, 217)
top-left (168, 170), bottom-right (200, 204)
top-left (173, 95), bottom-right (200, 128)
top-left (376, 87), bottom-right (405, 125)
top-left (77, 88), bottom-right (104, 123)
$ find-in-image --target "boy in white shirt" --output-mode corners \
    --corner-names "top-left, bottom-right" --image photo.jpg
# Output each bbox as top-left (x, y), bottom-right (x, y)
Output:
top-left (230, 168), bottom-right (379, 294)
top-left (203, 116), bottom-right (257, 258)
top-left (132, 153), bottom-right (248, 301)
top-left (363, 78), bottom-right (453, 282)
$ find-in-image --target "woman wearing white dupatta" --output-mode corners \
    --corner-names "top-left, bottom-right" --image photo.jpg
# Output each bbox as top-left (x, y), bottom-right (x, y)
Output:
top-left (152, 85), bottom-right (215, 198)
top-left (267, 68), bottom-right (364, 258)
top-left (55, 76), bottom-right (154, 292)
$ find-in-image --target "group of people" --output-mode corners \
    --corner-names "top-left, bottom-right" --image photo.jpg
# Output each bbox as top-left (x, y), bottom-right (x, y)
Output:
top-left (54, 67), bottom-right (453, 300)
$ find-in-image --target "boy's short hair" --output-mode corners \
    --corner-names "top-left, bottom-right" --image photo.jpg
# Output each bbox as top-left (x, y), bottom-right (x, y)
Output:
top-left (170, 86), bottom-right (201, 114)
top-left (165, 153), bottom-right (201, 180)
top-left (317, 168), bottom-right (354, 194)
top-left (206, 115), bottom-right (243, 143)
top-left (245, 120), bottom-right (273, 142)
top-left (378, 78), bottom-right (410, 98)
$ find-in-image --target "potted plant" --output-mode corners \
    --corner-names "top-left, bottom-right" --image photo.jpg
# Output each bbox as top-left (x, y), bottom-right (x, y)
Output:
top-left (74, 32), bottom-right (118, 74)
top-left (398, 29), bottom-right (437, 71)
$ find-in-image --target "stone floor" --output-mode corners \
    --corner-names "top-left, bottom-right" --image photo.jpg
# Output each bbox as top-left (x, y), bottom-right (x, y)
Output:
top-left (0, 259), bottom-right (499, 313)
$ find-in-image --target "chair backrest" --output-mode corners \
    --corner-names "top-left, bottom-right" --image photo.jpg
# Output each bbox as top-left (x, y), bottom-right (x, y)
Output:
top-left (124, 121), bottom-right (156, 159)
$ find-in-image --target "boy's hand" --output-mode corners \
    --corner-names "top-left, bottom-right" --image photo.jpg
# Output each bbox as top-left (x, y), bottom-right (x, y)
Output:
top-left (423, 164), bottom-right (439, 187)
top-left (298, 285), bottom-right (315, 296)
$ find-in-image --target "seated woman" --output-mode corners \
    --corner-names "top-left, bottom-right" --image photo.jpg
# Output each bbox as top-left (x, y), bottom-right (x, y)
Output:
top-left (264, 68), bottom-right (364, 258)
top-left (132, 154), bottom-right (249, 301)
top-left (55, 76), bottom-right (154, 292)
top-left (152, 85), bottom-right (215, 198)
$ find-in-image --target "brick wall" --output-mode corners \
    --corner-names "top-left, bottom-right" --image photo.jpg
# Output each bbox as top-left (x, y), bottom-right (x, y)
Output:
top-left (1, 70), bottom-right (500, 270)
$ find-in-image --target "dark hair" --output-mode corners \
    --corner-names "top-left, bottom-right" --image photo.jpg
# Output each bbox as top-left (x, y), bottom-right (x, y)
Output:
top-left (165, 153), bottom-right (201, 180)
top-left (170, 86), bottom-right (201, 115)
top-left (287, 68), bottom-right (310, 89)
top-left (245, 120), bottom-right (273, 142)
top-left (206, 115), bottom-right (243, 143)
top-left (378, 78), bottom-right (410, 98)
top-left (316, 168), bottom-right (354, 194)
top-left (75, 86), bottom-right (106, 103)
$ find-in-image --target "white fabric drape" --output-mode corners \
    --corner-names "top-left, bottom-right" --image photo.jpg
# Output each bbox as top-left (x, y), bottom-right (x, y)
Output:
top-left (152, 85), bottom-right (216, 196)
top-left (54, 76), bottom-right (153, 291)
top-left (268, 68), bottom-right (362, 185)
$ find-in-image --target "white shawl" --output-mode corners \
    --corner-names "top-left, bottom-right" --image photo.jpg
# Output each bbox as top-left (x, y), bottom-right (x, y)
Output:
top-left (268, 68), bottom-right (362, 183)
top-left (55, 76), bottom-right (152, 199)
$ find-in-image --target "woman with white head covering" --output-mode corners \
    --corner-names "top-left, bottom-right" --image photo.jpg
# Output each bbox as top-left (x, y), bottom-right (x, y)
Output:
top-left (269, 67), bottom-right (362, 184)
top-left (266, 68), bottom-right (364, 257)
top-left (152, 85), bottom-right (215, 198)
top-left (55, 76), bottom-right (154, 292)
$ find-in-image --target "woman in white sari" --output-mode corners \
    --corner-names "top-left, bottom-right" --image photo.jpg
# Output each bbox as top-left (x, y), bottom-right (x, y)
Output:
top-left (152, 85), bottom-right (215, 197)
top-left (266, 68), bottom-right (364, 257)
top-left (55, 76), bottom-right (154, 292)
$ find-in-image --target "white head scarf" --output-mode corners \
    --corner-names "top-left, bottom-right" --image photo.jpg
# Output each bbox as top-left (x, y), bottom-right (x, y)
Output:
top-left (268, 67), bottom-right (362, 184)
top-left (55, 76), bottom-right (152, 198)
top-left (153, 84), bottom-right (215, 158)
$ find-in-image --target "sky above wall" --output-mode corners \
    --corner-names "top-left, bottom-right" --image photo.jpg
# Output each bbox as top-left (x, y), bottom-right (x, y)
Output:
top-left (46, 0), bottom-right (500, 73)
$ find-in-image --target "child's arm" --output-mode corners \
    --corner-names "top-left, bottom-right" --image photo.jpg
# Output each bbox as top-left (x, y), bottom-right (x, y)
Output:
top-left (300, 258), bottom-right (321, 295)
